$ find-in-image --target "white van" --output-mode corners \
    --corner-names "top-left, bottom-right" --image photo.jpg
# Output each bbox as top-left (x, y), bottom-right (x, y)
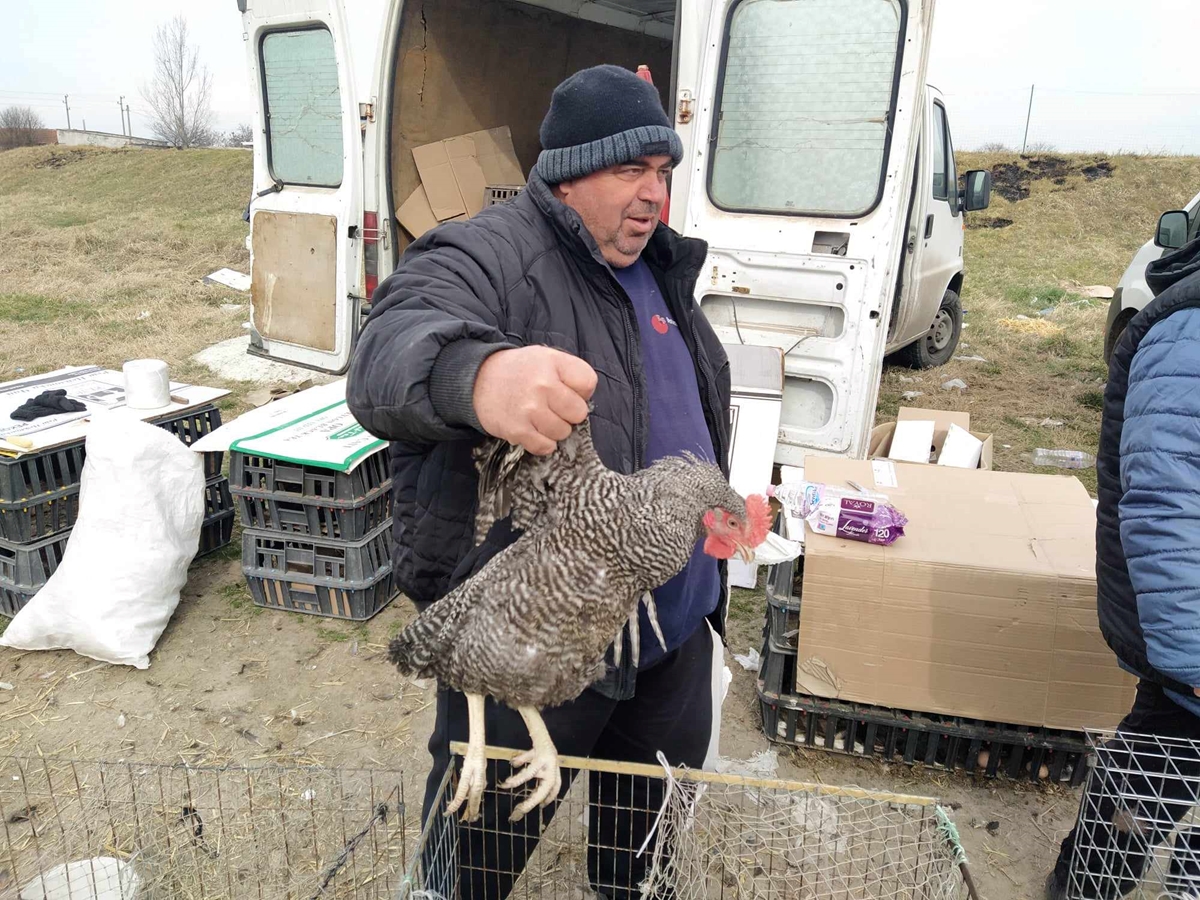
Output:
top-left (238, 0), bottom-right (991, 465)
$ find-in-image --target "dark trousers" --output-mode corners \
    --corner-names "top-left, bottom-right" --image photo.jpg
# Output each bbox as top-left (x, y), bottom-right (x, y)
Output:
top-left (420, 623), bottom-right (714, 899)
top-left (1054, 680), bottom-right (1200, 898)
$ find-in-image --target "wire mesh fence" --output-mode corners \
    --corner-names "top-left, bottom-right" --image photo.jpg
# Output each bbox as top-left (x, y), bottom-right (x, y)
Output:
top-left (0, 754), bottom-right (408, 899)
top-left (400, 743), bottom-right (968, 900)
top-left (1068, 730), bottom-right (1200, 900)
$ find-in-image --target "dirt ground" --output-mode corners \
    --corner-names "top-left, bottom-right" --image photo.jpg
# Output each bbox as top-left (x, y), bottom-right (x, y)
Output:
top-left (0, 548), bottom-right (1076, 900)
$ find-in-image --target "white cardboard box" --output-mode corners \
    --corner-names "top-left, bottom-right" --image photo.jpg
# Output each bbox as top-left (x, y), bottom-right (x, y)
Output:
top-left (725, 343), bottom-right (784, 589)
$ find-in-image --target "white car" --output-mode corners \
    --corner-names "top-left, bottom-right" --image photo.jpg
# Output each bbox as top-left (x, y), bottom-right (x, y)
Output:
top-left (1105, 189), bottom-right (1200, 361)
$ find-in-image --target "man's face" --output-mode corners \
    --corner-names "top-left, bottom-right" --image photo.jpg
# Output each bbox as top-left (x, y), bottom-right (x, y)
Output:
top-left (555, 156), bottom-right (673, 268)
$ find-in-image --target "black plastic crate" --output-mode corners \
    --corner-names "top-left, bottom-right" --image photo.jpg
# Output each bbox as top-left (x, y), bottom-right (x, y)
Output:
top-left (195, 475), bottom-right (235, 558)
top-left (230, 451), bottom-right (389, 502)
top-left (0, 485), bottom-right (79, 543)
top-left (0, 583), bottom-right (34, 617)
top-left (0, 530), bottom-right (71, 590)
top-left (244, 568), bottom-right (396, 621)
top-left (756, 639), bottom-right (1089, 785)
top-left (204, 477), bottom-right (233, 519)
top-left (0, 443), bottom-right (86, 504)
top-left (242, 521), bottom-right (392, 582)
top-left (0, 403), bottom-right (222, 511)
top-left (234, 488), bottom-right (392, 541)
top-left (484, 184), bottom-right (524, 207)
top-left (198, 511), bottom-right (235, 558)
top-left (766, 591), bottom-right (800, 652)
top-left (152, 405), bottom-right (224, 479)
top-left (766, 551), bottom-right (802, 608)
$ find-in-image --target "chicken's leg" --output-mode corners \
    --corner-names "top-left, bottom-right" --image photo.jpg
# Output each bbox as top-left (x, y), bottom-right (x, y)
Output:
top-left (499, 707), bottom-right (562, 821)
top-left (444, 692), bottom-right (487, 822)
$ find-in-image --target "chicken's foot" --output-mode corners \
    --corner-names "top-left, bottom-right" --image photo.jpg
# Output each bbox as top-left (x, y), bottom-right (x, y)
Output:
top-left (500, 706), bottom-right (562, 821)
top-left (445, 692), bottom-right (487, 822)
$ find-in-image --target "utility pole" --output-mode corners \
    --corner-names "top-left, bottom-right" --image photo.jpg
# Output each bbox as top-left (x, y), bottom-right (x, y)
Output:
top-left (118, 96), bottom-right (126, 135)
top-left (125, 103), bottom-right (132, 137)
top-left (63, 94), bottom-right (71, 130)
top-left (1021, 84), bottom-right (1035, 155)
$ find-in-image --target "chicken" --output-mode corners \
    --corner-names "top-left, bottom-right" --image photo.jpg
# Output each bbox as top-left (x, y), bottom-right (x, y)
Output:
top-left (387, 416), bottom-right (770, 822)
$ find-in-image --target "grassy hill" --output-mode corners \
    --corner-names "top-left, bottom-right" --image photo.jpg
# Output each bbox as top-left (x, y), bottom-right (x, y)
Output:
top-left (2, 144), bottom-right (1199, 488)
top-left (0, 145), bottom-right (253, 393)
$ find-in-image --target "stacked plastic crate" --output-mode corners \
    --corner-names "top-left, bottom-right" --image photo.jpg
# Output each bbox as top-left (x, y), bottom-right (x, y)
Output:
top-left (230, 449), bottom-right (396, 620)
top-left (757, 526), bottom-right (1090, 785)
top-left (0, 405), bottom-right (234, 616)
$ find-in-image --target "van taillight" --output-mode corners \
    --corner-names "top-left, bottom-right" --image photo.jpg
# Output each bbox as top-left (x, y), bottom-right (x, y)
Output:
top-left (363, 211), bottom-right (380, 298)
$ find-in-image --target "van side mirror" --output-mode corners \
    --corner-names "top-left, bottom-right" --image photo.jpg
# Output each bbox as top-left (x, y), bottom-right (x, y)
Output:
top-left (1155, 210), bottom-right (1190, 250)
top-left (960, 170), bottom-right (991, 212)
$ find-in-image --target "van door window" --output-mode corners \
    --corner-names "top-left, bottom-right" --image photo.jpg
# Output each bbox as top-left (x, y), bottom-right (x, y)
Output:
top-left (944, 109), bottom-right (957, 205)
top-left (709, 0), bottom-right (905, 217)
top-left (260, 28), bottom-right (343, 188)
top-left (931, 103), bottom-right (948, 200)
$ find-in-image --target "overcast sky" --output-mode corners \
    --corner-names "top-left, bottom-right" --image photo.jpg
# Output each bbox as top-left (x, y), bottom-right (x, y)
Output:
top-left (3, 0), bottom-right (1198, 153)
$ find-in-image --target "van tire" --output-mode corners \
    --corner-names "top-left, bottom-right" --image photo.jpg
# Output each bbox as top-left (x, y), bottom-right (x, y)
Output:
top-left (895, 290), bottom-right (962, 369)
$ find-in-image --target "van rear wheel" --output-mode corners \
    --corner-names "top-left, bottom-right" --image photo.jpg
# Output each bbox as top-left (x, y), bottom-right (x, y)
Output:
top-left (895, 290), bottom-right (962, 369)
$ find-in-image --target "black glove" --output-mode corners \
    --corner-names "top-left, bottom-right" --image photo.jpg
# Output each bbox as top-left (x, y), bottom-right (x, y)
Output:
top-left (9, 390), bottom-right (87, 422)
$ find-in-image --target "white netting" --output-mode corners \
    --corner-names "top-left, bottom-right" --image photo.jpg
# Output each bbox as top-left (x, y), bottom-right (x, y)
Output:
top-left (640, 753), bottom-right (962, 899)
top-left (403, 747), bottom-right (967, 899)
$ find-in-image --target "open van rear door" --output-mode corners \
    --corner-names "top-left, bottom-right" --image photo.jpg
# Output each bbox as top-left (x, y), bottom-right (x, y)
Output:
top-left (239, 0), bottom-right (363, 373)
top-left (674, 0), bottom-right (934, 465)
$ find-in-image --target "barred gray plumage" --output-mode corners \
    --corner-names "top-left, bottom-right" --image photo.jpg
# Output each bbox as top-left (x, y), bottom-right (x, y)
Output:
top-left (387, 416), bottom-right (769, 822)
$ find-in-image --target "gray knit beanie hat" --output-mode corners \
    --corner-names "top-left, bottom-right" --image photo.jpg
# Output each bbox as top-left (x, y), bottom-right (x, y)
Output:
top-left (535, 65), bottom-right (684, 184)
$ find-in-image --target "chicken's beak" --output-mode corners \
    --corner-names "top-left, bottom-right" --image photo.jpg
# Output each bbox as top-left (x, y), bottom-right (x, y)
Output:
top-left (736, 544), bottom-right (755, 564)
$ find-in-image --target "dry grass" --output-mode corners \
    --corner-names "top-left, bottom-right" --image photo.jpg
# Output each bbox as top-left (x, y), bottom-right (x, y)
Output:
top-left (879, 152), bottom-right (1200, 493)
top-left (0, 145), bottom-right (253, 398)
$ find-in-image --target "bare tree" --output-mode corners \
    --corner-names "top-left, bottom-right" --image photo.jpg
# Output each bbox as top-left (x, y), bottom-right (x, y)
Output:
top-left (225, 123), bottom-right (254, 147)
top-left (141, 15), bottom-right (215, 148)
top-left (0, 106), bottom-right (47, 151)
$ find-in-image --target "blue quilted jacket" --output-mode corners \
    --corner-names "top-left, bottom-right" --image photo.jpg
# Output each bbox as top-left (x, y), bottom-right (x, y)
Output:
top-left (1101, 238), bottom-right (1200, 717)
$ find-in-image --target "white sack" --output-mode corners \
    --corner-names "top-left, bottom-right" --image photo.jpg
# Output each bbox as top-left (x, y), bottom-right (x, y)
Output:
top-left (0, 412), bottom-right (205, 668)
top-left (19, 856), bottom-right (140, 900)
top-left (753, 531), bottom-right (803, 566)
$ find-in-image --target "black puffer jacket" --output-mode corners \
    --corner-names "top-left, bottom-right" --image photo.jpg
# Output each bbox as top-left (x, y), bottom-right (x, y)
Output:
top-left (347, 172), bottom-right (731, 700)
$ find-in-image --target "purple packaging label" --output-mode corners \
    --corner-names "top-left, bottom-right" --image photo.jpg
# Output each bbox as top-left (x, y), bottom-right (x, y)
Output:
top-left (833, 501), bottom-right (907, 546)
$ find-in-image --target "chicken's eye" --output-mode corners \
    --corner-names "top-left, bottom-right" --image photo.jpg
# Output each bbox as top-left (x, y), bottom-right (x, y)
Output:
top-left (727, 516), bottom-right (738, 528)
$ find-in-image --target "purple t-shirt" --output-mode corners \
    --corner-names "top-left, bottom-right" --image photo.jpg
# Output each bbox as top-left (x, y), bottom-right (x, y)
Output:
top-left (613, 258), bottom-right (720, 667)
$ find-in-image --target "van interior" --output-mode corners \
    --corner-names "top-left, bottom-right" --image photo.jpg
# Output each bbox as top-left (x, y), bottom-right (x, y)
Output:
top-left (387, 0), bottom-right (676, 246)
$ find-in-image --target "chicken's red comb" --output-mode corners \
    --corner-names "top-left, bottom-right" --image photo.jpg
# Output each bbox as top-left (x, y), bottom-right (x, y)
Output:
top-left (743, 494), bottom-right (771, 547)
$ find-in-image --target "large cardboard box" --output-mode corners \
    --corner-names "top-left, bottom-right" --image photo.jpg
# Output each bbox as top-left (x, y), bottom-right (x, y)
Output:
top-left (796, 456), bottom-right (1136, 731)
top-left (869, 407), bottom-right (994, 470)
top-left (398, 126), bottom-right (525, 239)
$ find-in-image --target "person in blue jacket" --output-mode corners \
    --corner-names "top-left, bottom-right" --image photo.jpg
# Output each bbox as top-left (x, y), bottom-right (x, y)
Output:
top-left (1047, 235), bottom-right (1200, 900)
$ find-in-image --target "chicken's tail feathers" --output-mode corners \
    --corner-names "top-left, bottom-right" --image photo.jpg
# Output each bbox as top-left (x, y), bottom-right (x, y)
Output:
top-left (387, 599), bottom-right (456, 676)
top-left (387, 622), bottom-right (437, 677)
